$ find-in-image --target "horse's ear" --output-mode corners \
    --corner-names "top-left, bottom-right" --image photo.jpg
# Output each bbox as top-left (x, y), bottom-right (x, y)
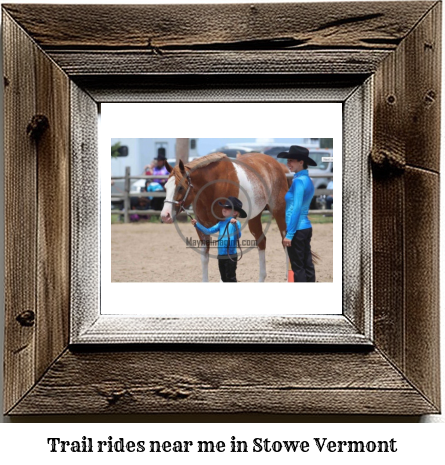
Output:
top-left (165, 160), bottom-right (173, 173)
top-left (178, 159), bottom-right (186, 173)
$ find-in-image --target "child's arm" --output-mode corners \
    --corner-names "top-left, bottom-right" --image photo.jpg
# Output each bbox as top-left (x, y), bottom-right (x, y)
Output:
top-left (227, 221), bottom-right (241, 239)
top-left (236, 220), bottom-right (241, 239)
top-left (194, 221), bottom-right (220, 235)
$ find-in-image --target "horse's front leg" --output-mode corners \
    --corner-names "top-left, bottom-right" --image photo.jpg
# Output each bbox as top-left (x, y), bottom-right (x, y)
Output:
top-left (197, 230), bottom-right (210, 282)
top-left (258, 249), bottom-right (267, 282)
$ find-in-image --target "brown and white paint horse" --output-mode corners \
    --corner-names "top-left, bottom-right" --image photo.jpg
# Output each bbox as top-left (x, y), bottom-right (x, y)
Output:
top-left (161, 152), bottom-right (290, 282)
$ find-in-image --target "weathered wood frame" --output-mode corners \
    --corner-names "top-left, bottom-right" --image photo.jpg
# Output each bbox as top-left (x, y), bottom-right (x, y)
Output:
top-left (3, 2), bottom-right (441, 415)
top-left (71, 83), bottom-right (373, 346)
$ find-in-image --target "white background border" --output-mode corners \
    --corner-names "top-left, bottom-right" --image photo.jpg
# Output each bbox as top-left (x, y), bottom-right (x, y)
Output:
top-left (101, 102), bottom-right (342, 316)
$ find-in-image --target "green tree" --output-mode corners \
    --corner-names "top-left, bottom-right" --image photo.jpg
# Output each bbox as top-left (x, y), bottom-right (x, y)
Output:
top-left (320, 138), bottom-right (333, 149)
top-left (111, 142), bottom-right (122, 158)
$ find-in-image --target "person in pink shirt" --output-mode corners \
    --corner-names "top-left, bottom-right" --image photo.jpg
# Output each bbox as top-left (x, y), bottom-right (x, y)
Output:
top-left (152, 150), bottom-right (169, 187)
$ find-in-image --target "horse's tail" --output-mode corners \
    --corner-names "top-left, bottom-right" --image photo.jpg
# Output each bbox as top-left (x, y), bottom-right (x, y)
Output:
top-left (283, 243), bottom-right (320, 265)
top-left (279, 164), bottom-right (292, 188)
top-left (311, 250), bottom-right (320, 265)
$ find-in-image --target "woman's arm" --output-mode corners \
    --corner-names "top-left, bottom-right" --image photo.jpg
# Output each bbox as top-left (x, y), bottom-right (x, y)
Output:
top-left (285, 179), bottom-right (304, 240)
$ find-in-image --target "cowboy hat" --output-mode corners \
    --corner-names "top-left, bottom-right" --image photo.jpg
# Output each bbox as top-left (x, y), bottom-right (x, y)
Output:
top-left (218, 196), bottom-right (247, 218)
top-left (277, 145), bottom-right (317, 166)
top-left (153, 147), bottom-right (167, 160)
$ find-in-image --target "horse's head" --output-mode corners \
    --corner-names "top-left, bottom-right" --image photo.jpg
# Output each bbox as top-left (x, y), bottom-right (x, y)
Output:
top-left (161, 160), bottom-right (196, 224)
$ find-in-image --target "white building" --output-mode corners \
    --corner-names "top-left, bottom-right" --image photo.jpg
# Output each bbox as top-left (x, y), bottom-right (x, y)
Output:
top-left (111, 138), bottom-right (199, 177)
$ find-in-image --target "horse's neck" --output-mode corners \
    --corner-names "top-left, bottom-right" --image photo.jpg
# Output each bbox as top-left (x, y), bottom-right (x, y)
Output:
top-left (190, 165), bottom-right (225, 227)
top-left (194, 197), bottom-right (213, 227)
top-left (193, 184), bottom-right (217, 228)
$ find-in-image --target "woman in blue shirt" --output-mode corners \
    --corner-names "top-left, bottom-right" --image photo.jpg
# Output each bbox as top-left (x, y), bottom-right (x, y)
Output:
top-left (278, 146), bottom-right (317, 282)
top-left (192, 196), bottom-right (245, 282)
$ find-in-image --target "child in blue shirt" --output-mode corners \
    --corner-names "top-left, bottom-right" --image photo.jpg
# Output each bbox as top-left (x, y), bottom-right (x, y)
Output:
top-left (191, 196), bottom-right (246, 282)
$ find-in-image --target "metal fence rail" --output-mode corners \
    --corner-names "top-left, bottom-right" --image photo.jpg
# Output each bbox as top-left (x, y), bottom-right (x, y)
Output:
top-left (111, 167), bottom-right (334, 222)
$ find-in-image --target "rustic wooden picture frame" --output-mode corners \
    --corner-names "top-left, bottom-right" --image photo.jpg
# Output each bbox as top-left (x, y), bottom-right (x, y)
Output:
top-left (73, 87), bottom-right (370, 346)
top-left (3, 2), bottom-right (441, 415)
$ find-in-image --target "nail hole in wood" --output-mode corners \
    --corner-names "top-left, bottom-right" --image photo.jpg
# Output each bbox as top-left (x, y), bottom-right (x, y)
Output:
top-left (16, 310), bottom-right (35, 327)
top-left (27, 115), bottom-right (49, 141)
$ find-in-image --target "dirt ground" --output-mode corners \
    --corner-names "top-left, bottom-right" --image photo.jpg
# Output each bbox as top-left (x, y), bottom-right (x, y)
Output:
top-left (111, 221), bottom-right (333, 283)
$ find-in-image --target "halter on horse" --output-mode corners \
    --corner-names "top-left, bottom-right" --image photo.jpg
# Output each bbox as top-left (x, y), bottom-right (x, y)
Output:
top-left (163, 169), bottom-right (194, 220)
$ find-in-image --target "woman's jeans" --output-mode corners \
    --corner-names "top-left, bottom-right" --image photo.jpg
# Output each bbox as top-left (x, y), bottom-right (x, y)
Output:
top-left (287, 228), bottom-right (316, 282)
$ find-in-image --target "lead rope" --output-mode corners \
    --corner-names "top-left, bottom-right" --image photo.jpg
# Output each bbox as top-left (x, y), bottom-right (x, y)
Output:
top-left (222, 217), bottom-right (243, 263)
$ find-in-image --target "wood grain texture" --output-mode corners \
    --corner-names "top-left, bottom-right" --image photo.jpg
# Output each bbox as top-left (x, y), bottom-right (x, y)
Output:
top-left (35, 38), bottom-right (70, 382)
top-left (372, 175), bottom-right (405, 369)
top-left (8, 349), bottom-right (437, 415)
top-left (72, 83), bottom-right (371, 348)
top-left (342, 81), bottom-right (372, 337)
top-left (371, 2), bottom-right (441, 172)
top-left (3, 3), bottom-right (435, 50)
top-left (75, 316), bottom-right (370, 345)
top-left (404, 2), bottom-right (441, 172)
top-left (3, 2), bottom-right (433, 79)
top-left (78, 75), bottom-right (363, 103)
top-left (46, 50), bottom-right (391, 76)
top-left (3, 12), bottom-right (37, 414)
top-left (372, 4), bottom-right (441, 411)
top-left (404, 168), bottom-right (440, 409)
top-left (372, 19), bottom-right (409, 371)
top-left (70, 83), bottom-right (99, 339)
top-left (3, 2), bottom-right (441, 416)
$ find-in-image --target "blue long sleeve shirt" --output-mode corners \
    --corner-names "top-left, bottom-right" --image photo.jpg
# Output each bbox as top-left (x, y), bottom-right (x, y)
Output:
top-left (285, 169), bottom-right (314, 240)
top-left (194, 218), bottom-right (241, 256)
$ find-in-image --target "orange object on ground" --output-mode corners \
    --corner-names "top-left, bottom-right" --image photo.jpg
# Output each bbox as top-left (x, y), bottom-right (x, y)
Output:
top-left (288, 260), bottom-right (294, 282)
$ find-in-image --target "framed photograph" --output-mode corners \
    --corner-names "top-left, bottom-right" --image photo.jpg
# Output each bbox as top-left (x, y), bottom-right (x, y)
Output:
top-left (3, 2), bottom-right (440, 415)
top-left (100, 102), bottom-right (350, 343)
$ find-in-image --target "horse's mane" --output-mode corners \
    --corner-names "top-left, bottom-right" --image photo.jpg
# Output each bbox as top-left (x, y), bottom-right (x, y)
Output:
top-left (185, 152), bottom-right (227, 169)
top-left (172, 152), bottom-right (228, 183)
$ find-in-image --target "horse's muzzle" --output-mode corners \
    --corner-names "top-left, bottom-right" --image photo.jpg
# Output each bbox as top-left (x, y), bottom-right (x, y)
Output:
top-left (161, 212), bottom-right (174, 224)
